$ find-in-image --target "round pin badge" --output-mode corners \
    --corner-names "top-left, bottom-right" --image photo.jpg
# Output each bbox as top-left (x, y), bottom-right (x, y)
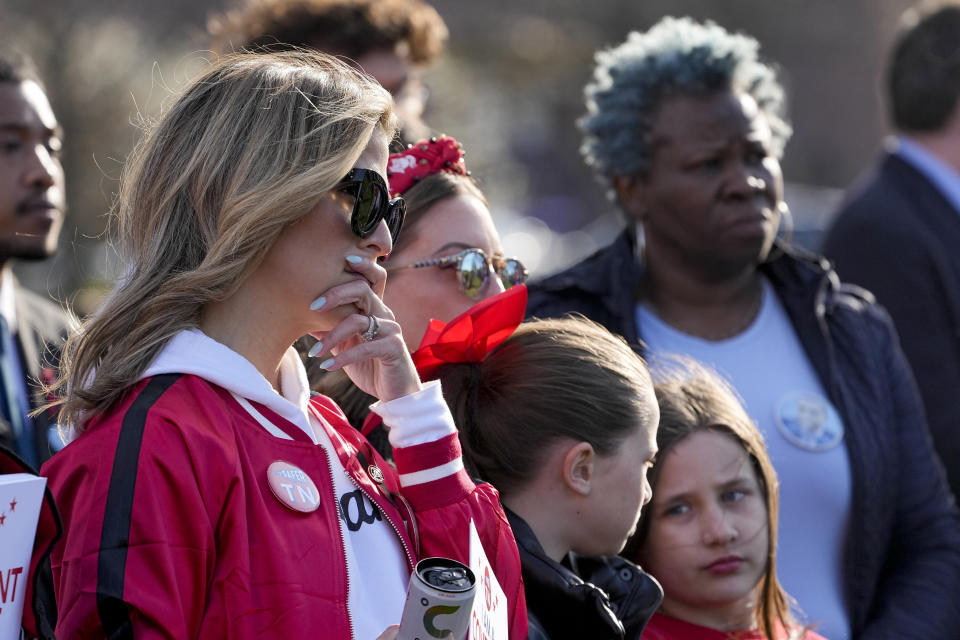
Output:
top-left (267, 461), bottom-right (321, 513)
top-left (774, 390), bottom-right (844, 452)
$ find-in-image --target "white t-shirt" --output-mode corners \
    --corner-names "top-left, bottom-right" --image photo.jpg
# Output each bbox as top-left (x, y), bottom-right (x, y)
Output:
top-left (309, 411), bottom-right (410, 639)
top-left (636, 279), bottom-right (852, 640)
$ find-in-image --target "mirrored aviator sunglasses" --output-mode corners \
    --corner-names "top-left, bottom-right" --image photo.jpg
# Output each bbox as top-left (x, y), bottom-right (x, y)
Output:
top-left (337, 168), bottom-right (406, 243)
top-left (402, 248), bottom-right (528, 299)
top-left (455, 249), bottom-right (529, 298)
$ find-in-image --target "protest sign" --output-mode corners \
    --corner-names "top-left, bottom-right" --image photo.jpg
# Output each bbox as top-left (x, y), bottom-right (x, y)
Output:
top-left (0, 473), bottom-right (46, 639)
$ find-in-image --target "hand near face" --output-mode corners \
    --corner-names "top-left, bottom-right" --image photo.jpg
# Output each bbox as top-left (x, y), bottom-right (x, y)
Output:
top-left (307, 254), bottom-right (422, 403)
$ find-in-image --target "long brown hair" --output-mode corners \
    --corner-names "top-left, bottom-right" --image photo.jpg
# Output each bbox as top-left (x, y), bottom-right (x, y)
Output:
top-left (623, 359), bottom-right (797, 640)
top-left (53, 51), bottom-right (394, 430)
top-left (436, 315), bottom-right (657, 495)
top-left (388, 170), bottom-right (487, 254)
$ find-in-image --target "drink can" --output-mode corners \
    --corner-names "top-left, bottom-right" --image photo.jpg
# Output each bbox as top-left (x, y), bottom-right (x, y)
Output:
top-left (397, 557), bottom-right (477, 640)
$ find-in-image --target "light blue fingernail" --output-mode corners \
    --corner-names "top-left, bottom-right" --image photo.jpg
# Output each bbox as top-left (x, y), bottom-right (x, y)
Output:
top-left (307, 342), bottom-right (324, 357)
top-left (310, 296), bottom-right (326, 311)
top-left (319, 357), bottom-right (335, 370)
top-left (345, 255), bottom-right (362, 264)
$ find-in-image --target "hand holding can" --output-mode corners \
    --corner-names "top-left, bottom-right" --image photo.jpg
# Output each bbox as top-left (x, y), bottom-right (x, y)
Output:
top-left (397, 557), bottom-right (476, 640)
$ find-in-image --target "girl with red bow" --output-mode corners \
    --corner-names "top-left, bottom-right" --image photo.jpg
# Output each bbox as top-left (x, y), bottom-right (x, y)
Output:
top-left (418, 296), bottom-right (664, 639)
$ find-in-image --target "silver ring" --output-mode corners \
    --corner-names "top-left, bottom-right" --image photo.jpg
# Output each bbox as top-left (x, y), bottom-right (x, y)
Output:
top-left (360, 314), bottom-right (380, 342)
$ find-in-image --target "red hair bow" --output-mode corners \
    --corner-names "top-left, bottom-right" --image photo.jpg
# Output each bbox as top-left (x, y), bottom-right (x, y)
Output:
top-left (358, 285), bottom-right (527, 437)
top-left (387, 135), bottom-right (468, 197)
top-left (412, 285), bottom-right (528, 380)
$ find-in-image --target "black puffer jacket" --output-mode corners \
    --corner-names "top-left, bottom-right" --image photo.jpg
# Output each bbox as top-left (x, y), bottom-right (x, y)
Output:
top-left (527, 230), bottom-right (960, 640)
top-left (505, 508), bottom-right (662, 640)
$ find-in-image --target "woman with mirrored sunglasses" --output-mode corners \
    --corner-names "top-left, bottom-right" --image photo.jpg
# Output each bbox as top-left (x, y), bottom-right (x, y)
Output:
top-left (313, 135), bottom-right (523, 445)
top-left (37, 52), bottom-right (527, 640)
top-left (380, 135), bottom-right (526, 347)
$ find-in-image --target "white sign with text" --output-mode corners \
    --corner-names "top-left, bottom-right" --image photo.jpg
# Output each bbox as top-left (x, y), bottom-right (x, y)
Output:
top-left (468, 520), bottom-right (508, 640)
top-left (0, 473), bottom-right (45, 639)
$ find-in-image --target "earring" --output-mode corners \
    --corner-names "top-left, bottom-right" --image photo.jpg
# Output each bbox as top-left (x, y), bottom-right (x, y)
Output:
top-left (764, 201), bottom-right (792, 263)
top-left (634, 220), bottom-right (646, 268)
top-left (776, 201), bottom-right (793, 245)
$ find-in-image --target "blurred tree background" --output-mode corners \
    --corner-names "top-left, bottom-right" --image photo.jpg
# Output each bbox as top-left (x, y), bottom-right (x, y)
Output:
top-left (3, 0), bottom-right (915, 315)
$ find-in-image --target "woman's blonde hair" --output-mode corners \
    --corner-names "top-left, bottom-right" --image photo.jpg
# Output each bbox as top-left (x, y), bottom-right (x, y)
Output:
top-left (54, 50), bottom-right (394, 430)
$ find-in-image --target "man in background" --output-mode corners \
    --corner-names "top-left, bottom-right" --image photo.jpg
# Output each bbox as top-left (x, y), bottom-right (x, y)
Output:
top-left (209, 0), bottom-right (449, 144)
top-left (823, 2), bottom-right (960, 498)
top-left (0, 49), bottom-right (73, 469)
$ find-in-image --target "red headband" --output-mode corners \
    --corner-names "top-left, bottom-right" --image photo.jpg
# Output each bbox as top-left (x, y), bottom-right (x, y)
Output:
top-left (387, 135), bottom-right (469, 198)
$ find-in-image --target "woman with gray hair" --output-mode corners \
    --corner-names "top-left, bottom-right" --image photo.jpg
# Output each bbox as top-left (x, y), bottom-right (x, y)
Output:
top-left (528, 16), bottom-right (960, 639)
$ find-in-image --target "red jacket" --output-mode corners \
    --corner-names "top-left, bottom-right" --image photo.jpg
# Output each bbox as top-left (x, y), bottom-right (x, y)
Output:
top-left (41, 374), bottom-right (527, 638)
top-left (642, 611), bottom-right (828, 640)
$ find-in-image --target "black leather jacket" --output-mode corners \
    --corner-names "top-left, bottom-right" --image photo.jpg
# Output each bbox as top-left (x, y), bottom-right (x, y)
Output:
top-left (527, 230), bottom-right (960, 639)
top-left (505, 508), bottom-right (662, 640)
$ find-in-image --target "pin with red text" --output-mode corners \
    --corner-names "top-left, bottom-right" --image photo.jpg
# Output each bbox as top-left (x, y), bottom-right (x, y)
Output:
top-left (267, 461), bottom-right (320, 513)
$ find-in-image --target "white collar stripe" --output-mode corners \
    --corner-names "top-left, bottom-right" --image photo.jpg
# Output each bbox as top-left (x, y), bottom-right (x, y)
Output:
top-left (397, 459), bottom-right (464, 487)
top-left (232, 392), bottom-right (297, 442)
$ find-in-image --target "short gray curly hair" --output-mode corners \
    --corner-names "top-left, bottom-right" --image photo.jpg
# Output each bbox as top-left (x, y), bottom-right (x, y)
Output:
top-left (580, 16), bottom-right (792, 189)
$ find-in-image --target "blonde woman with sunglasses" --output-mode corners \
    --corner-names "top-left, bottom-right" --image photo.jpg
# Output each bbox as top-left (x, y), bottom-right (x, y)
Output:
top-left (37, 53), bottom-right (527, 640)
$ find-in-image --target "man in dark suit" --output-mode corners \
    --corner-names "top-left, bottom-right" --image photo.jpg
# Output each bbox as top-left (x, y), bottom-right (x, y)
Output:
top-left (0, 49), bottom-right (73, 470)
top-left (822, 4), bottom-right (960, 498)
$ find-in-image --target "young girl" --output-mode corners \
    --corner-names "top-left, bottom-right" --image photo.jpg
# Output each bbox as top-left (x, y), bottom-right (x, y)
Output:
top-left (624, 363), bottom-right (827, 640)
top-left (431, 310), bottom-right (663, 639)
top-left (37, 52), bottom-right (526, 639)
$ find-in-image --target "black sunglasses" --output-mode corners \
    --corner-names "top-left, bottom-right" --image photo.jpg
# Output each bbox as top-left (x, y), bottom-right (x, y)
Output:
top-left (336, 168), bottom-right (406, 243)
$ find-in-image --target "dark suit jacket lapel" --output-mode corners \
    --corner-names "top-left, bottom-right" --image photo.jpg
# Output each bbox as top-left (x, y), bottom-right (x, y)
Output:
top-left (884, 152), bottom-right (960, 329)
top-left (13, 287), bottom-right (44, 409)
top-left (10, 283), bottom-right (67, 465)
